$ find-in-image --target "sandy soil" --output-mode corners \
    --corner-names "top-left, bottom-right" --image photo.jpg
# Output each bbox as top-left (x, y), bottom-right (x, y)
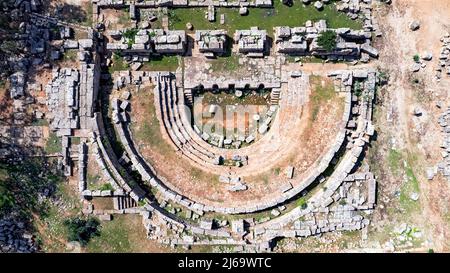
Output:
top-left (369, 0), bottom-right (450, 252)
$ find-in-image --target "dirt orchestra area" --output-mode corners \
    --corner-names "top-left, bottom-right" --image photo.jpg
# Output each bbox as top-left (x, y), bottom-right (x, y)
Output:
top-left (128, 72), bottom-right (344, 207)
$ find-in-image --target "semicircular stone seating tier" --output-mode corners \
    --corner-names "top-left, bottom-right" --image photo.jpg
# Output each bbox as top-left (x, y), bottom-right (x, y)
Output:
top-left (87, 113), bottom-right (240, 238)
top-left (110, 71), bottom-right (357, 214)
top-left (250, 71), bottom-right (377, 239)
top-left (154, 74), bottom-right (221, 166)
top-left (154, 72), bottom-right (320, 176)
top-left (82, 68), bottom-right (376, 248)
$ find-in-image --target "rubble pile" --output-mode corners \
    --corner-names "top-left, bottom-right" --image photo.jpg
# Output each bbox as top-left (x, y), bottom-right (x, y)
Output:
top-left (195, 30), bottom-right (227, 58)
top-left (436, 34), bottom-right (450, 80)
top-left (107, 29), bottom-right (187, 55)
top-left (234, 27), bottom-right (268, 57)
top-left (432, 107), bottom-right (450, 181)
top-left (274, 20), bottom-right (378, 62)
top-left (0, 217), bottom-right (38, 253)
top-left (92, 0), bottom-right (273, 9)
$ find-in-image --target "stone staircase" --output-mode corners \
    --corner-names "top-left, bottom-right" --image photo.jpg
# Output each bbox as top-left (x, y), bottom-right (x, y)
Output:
top-left (113, 196), bottom-right (137, 210)
top-left (270, 88), bottom-right (281, 105)
top-left (183, 88), bottom-right (194, 106)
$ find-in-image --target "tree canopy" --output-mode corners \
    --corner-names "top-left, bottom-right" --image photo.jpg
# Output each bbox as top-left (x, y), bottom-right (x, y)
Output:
top-left (64, 217), bottom-right (101, 246)
top-left (317, 30), bottom-right (337, 52)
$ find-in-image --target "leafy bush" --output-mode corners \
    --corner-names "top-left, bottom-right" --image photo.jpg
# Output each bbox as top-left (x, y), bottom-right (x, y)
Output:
top-left (98, 183), bottom-right (114, 191)
top-left (0, 183), bottom-right (14, 213)
top-left (317, 30), bottom-right (337, 52)
top-left (297, 197), bottom-right (308, 209)
top-left (64, 217), bottom-right (101, 246)
top-left (413, 54), bottom-right (420, 63)
top-left (123, 28), bottom-right (139, 46)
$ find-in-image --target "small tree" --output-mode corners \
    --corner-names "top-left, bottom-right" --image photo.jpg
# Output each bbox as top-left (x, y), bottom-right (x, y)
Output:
top-left (317, 30), bottom-right (337, 52)
top-left (64, 217), bottom-right (101, 246)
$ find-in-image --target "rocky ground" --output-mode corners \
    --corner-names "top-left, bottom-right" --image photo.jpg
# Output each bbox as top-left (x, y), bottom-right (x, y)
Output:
top-left (373, 0), bottom-right (450, 252)
top-left (277, 0), bottom-right (450, 253)
top-left (1, 0), bottom-right (450, 253)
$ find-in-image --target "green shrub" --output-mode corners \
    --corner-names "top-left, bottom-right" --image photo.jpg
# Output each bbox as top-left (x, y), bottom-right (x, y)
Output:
top-left (413, 54), bottom-right (420, 63)
top-left (64, 217), bottom-right (101, 246)
top-left (123, 28), bottom-right (139, 46)
top-left (98, 183), bottom-right (114, 191)
top-left (317, 30), bottom-right (337, 52)
top-left (297, 197), bottom-right (308, 209)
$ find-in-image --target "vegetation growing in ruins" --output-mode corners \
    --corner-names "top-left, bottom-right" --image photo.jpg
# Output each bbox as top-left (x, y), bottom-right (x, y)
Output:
top-left (387, 149), bottom-right (402, 175)
top-left (297, 197), bottom-right (308, 209)
top-left (81, 2), bottom-right (94, 27)
top-left (131, 91), bottom-right (173, 155)
top-left (210, 55), bottom-right (240, 72)
top-left (117, 9), bottom-right (132, 26)
top-left (87, 172), bottom-right (101, 189)
top-left (399, 153), bottom-right (421, 215)
top-left (86, 214), bottom-right (171, 253)
top-left (123, 28), bottom-right (139, 47)
top-left (169, 1), bottom-right (362, 34)
top-left (109, 53), bottom-right (130, 73)
top-left (200, 89), bottom-right (270, 106)
top-left (45, 132), bottom-right (62, 154)
top-left (0, 167), bottom-right (13, 214)
top-left (63, 50), bottom-right (78, 62)
top-left (141, 55), bottom-right (179, 71)
top-left (317, 30), bottom-right (337, 52)
top-left (0, 40), bottom-right (20, 55)
top-left (0, 158), bottom-right (63, 219)
top-left (0, 12), bottom-right (10, 29)
top-left (98, 183), bottom-right (114, 191)
top-left (309, 76), bottom-right (337, 122)
top-left (64, 216), bottom-right (101, 246)
top-left (354, 80), bottom-right (363, 97)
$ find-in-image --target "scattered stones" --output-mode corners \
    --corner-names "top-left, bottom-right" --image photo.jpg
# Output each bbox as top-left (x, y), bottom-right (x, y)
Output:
top-left (411, 63), bottom-right (421, 72)
top-left (409, 20), bottom-right (420, 31)
top-left (422, 52), bottom-right (433, 61)
top-left (314, 1), bottom-right (324, 10)
top-left (239, 7), bottom-right (248, 16)
top-left (410, 192), bottom-right (419, 201)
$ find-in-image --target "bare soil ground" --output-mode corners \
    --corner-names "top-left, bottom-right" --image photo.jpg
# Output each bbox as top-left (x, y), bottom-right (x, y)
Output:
top-left (369, 0), bottom-right (450, 252)
top-left (100, 8), bottom-right (135, 30)
top-left (128, 73), bottom-right (343, 208)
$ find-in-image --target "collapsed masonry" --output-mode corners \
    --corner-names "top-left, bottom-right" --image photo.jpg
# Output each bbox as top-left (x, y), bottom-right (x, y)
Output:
top-left (430, 107), bottom-right (450, 181)
top-left (234, 27), bottom-right (268, 58)
top-left (72, 65), bottom-right (378, 251)
top-left (435, 34), bottom-right (450, 80)
top-left (45, 24), bottom-right (100, 176)
top-left (195, 30), bottom-right (228, 57)
top-left (193, 102), bottom-right (277, 150)
top-left (274, 20), bottom-right (378, 61)
top-left (107, 29), bottom-right (187, 55)
top-left (92, 0), bottom-right (273, 10)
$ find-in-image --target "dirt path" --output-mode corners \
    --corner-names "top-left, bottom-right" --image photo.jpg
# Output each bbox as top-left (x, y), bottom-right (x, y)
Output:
top-left (375, 0), bottom-right (450, 251)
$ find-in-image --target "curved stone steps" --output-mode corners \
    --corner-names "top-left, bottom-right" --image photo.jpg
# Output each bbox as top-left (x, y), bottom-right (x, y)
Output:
top-left (168, 77), bottom-right (218, 159)
top-left (164, 78), bottom-right (214, 164)
top-left (154, 76), bottom-right (183, 152)
top-left (170, 79), bottom-right (224, 158)
top-left (158, 75), bottom-right (218, 165)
